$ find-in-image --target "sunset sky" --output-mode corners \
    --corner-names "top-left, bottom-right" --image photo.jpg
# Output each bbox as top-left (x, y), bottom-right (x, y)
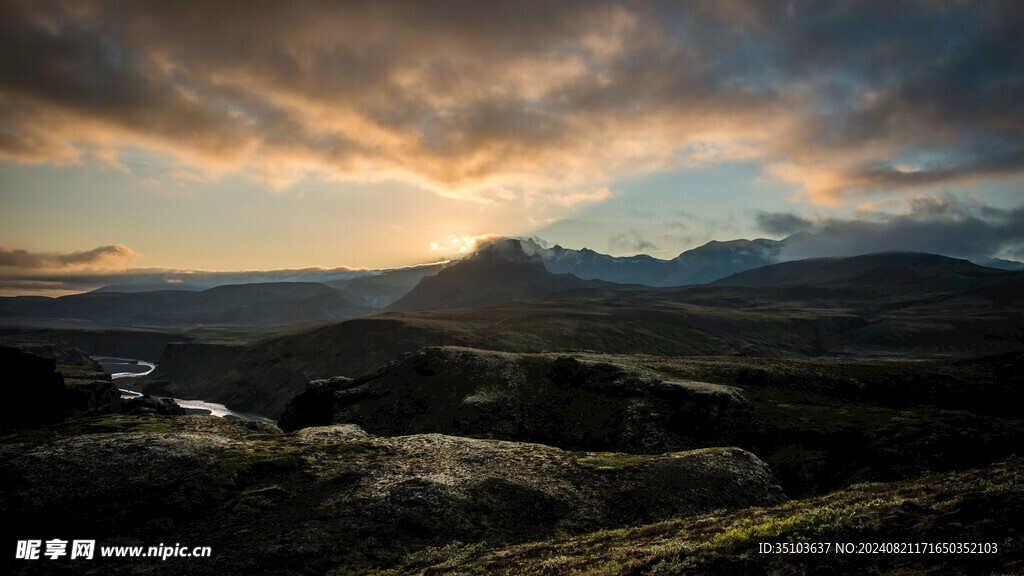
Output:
top-left (2, 1), bottom-right (1023, 295)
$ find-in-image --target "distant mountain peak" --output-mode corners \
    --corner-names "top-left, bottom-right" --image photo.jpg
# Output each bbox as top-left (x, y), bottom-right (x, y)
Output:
top-left (512, 236), bottom-right (783, 287)
top-left (468, 238), bottom-right (545, 269)
top-left (385, 239), bottom-right (607, 312)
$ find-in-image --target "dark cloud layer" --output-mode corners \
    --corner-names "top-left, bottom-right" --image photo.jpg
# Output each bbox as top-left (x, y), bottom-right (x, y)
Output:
top-left (755, 212), bottom-right (813, 237)
top-left (0, 245), bottom-right (139, 271)
top-left (756, 197), bottom-right (1024, 262)
top-left (1, 1), bottom-right (1020, 203)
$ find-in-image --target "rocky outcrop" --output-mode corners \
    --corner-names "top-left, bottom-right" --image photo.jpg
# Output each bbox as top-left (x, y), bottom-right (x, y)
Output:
top-left (276, 376), bottom-right (352, 432)
top-left (138, 341), bottom-right (246, 399)
top-left (293, 423), bottom-right (368, 441)
top-left (120, 394), bottom-right (186, 416)
top-left (278, 347), bottom-right (753, 453)
top-left (65, 380), bottom-right (123, 414)
top-left (0, 345), bottom-right (66, 428)
top-left (0, 415), bottom-right (784, 575)
top-left (64, 382), bottom-right (183, 416)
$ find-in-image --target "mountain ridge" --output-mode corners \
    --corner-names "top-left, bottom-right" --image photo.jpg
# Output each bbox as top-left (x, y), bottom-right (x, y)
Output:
top-left (711, 252), bottom-right (1013, 288)
top-left (0, 281), bottom-right (372, 328)
top-left (523, 237), bottom-right (785, 286)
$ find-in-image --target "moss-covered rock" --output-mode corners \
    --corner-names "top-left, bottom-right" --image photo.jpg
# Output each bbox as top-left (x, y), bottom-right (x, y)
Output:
top-left (0, 415), bottom-right (783, 575)
top-left (279, 347), bottom-right (753, 454)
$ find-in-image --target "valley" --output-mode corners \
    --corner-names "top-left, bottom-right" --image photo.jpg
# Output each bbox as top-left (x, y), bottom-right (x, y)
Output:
top-left (7, 3), bottom-right (1022, 574)
top-left (2, 244), bottom-right (1022, 575)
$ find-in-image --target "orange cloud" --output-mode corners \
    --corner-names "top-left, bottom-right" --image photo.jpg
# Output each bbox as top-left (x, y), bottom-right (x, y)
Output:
top-left (428, 234), bottom-right (504, 257)
top-left (1, 1), bottom-right (1021, 207)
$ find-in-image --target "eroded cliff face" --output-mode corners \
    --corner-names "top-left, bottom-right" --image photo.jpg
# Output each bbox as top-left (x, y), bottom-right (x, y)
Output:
top-left (0, 346), bottom-right (66, 428)
top-left (279, 347), bottom-right (753, 454)
top-left (0, 415), bottom-right (784, 575)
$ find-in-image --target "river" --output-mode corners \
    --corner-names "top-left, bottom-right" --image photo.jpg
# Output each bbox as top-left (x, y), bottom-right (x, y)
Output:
top-left (92, 356), bottom-right (276, 424)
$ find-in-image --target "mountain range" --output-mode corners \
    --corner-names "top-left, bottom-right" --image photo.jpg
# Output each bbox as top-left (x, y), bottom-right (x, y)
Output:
top-left (523, 237), bottom-right (786, 286)
top-left (4, 234), bottom-right (1023, 330)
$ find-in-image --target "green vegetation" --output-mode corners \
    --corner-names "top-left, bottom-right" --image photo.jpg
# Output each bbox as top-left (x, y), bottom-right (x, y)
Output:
top-left (374, 458), bottom-right (1023, 576)
top-left (577, 452), bottom-right (646, 471)
top-left (56, 362), bottom-right (108, 385)
top-left (709, 498), bottom-right (894, 549)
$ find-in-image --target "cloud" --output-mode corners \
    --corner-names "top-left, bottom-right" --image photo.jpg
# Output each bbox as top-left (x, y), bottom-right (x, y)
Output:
top-left (0, 1), bottom-right (1021, 206)
top-left (761, 1), bottom-right (1024, 203)
top-left (428, 233), bottom-right (504, 257)
top-left (754, 212), bottom-right (814, 237)
top-left (609, 230), bottom-right (657, 253)
top-left (756, 196), bottom-right (1024, 261)
top-left (0, 245), bottom-right (140, 272)
top-left (541, 188), bottom-right (615, 208)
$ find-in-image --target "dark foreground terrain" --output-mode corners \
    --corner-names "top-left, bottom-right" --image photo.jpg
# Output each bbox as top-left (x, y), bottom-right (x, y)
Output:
top-left (2, 252), bottom-right (1022, 575)
top-left (1, 414), bottom-right (1020, 576)
top-left (2, 346), bottom-right (1022, 575)
top-left (2, 414), bottom-right (786, 576)
top-left (379, 457), bottom-right (1024, 576)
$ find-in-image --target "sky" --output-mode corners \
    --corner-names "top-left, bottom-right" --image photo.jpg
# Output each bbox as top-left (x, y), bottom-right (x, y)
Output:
top-left (1, 0), bottom-right (1023, 295)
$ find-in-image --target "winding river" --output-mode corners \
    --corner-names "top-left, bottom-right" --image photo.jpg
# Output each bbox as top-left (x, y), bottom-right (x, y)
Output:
top-left (92, 356), bottom-right (276, 424)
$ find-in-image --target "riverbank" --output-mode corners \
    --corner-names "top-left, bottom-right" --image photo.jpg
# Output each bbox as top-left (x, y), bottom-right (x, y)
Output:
top-left (92, 356), bottom-right (276, 424)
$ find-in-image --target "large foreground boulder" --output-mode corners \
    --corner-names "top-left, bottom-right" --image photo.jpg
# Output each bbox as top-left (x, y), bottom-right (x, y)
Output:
top-left (1, 416), bottom-right (784, 575)
top-left (279, 347), bottom-right (753, 453)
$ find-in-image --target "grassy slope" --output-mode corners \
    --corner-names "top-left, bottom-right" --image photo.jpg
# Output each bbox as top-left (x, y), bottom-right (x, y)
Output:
top-left (371, 457), bottom-right (1023, 576)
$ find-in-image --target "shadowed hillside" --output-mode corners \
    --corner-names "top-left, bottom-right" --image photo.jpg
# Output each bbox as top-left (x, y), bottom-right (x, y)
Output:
top-left (330, 264), bottom-right (444, 308)
top-left (140, 253), bottom-right (1024, 417)
top-left (278, 347), bottom-right (753, 453)
top-left (712, 252), bottom-right (1012, 291)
